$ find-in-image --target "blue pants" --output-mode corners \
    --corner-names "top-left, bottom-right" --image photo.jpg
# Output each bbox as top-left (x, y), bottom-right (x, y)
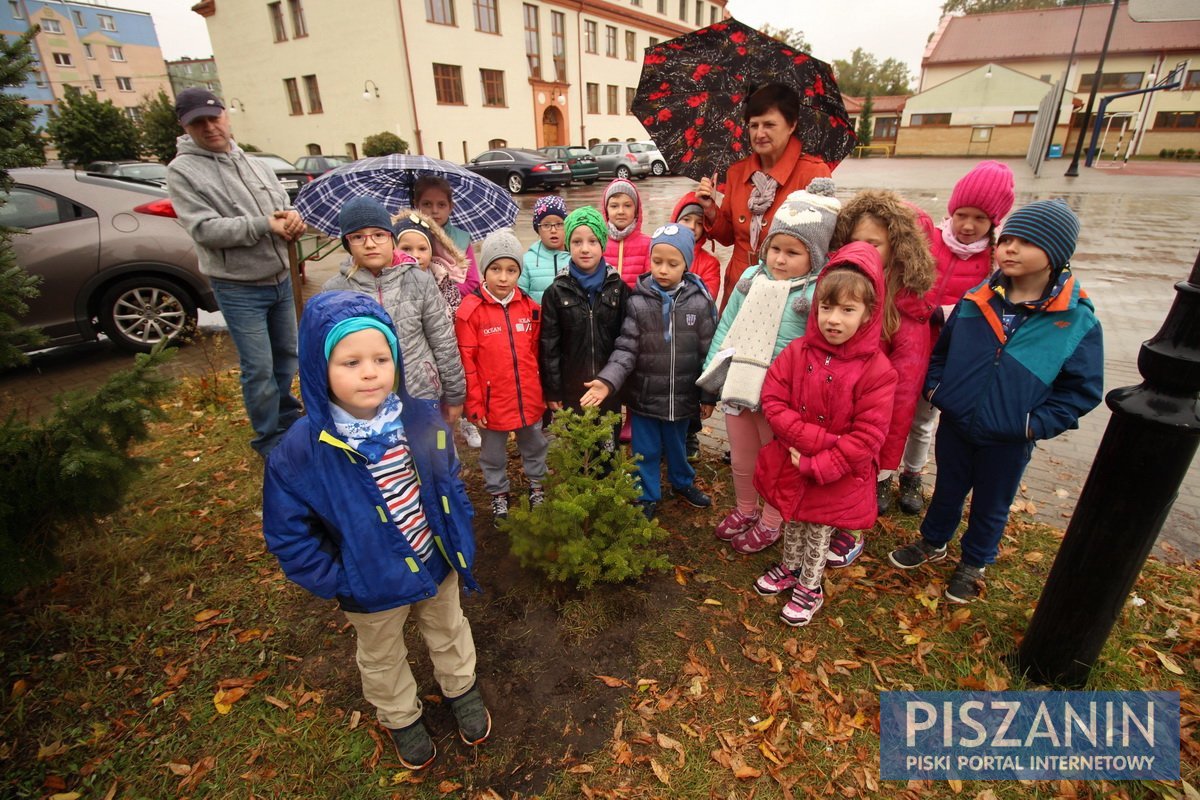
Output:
top-left (920, 421), bottom-right (1034, 568)
top-left (210, 277), bottom-right (302, 456)
top-left (631, 413), bottom-right (694, 503)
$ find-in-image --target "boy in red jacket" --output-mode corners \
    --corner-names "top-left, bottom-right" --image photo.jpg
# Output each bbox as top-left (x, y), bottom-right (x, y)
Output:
top-left (751, 242), bottom-right (898, 627)
top-left (455, 229), bottom-right (547, 523)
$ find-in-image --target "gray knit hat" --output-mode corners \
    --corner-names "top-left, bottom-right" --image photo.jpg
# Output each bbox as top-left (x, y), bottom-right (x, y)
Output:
top-left (480, 228), bottom-right (524, 274)
top-left (761, 177), bottom-right (841, 273)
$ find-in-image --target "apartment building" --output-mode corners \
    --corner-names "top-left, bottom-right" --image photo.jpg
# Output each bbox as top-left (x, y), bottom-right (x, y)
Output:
top-left (0, 0), bottom-right (172, 127)
top-left (192, 0), bottom-right (726, 164)
top-left (167, 56), bottom-right (221, 98)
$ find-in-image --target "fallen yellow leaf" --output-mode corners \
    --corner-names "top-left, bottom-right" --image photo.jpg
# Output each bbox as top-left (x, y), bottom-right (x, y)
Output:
top-left (193, 609), bottom-right (222, 622)
top-left (747, 715), bottom-right (774, 732)
top-left (1153, 648), bottom-right (1185, 675)
top-left (213, 686), bottom-right (248, 714)
top-left (650, 757), bottom-right (671, 786)
top-left (594, 674), bottom-right (628, 688)
top-left (702, 598), bottom-right (723, 606)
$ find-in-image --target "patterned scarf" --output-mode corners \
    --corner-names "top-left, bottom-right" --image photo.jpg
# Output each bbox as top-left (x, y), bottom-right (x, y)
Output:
top-left (650, 280), bottom-right (684, 342)
top-left (747, 170), bottom-right (780, 254)
top-left (939, 218), bottom-right (991, 260)
top-left (330, 392), bottom-right (406, 464)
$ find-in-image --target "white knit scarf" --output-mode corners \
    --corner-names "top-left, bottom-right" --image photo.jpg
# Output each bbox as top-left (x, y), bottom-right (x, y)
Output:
top-left (719, 270), bottom-right (814, 409)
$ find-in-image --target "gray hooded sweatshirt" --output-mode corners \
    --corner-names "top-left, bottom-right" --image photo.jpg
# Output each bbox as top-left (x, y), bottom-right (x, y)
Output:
top-left (166, 136), bottom-right (291, 284)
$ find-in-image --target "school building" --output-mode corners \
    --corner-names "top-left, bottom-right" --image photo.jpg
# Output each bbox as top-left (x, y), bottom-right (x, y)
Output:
top-left (191, 0), bottom-right (727, 165)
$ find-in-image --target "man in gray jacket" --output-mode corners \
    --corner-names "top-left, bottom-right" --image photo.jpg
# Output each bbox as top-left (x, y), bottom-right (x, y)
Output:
top-left (166, 88), bottom-right (305, 457)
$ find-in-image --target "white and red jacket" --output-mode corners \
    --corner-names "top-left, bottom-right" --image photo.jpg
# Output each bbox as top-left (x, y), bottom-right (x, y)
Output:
top-left (455, 287), bottom-right (545, 431)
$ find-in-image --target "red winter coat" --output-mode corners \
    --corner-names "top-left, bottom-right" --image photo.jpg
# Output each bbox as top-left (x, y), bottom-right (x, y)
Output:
top-left (878, 287), bottom-right (936, 471)
top-left (603, 180), bottom-right (651, 288)
top-left (672, 191), bottom-right (722, 298)
top-left (455, 288), bottom-right (545, 432)
top-left (753, 242), bottom-right (898, 530)
top-left (921, 214), bottom-right (995, 345)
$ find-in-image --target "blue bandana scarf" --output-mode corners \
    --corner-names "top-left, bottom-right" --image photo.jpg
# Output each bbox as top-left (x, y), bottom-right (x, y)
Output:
top-left (330, 392), bottom-right (406, 464)
top-left (570, 261), bottom-right (608, 305)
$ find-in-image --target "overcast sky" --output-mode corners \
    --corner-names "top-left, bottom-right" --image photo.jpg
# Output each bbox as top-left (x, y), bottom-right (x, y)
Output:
top-left (123, 0), bottom-right (950, 79)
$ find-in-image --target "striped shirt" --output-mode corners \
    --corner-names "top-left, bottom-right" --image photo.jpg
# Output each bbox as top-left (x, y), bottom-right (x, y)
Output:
top-left (368, 440), bottom-right (433, 563)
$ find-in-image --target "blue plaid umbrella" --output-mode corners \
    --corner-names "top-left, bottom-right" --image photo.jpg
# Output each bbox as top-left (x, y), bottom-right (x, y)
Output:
top-left (294, 154), bottom-right (519, 240)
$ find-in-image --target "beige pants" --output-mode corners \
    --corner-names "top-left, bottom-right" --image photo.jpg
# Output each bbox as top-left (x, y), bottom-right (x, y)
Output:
top-left (342, 571), bottom-right (477, 730)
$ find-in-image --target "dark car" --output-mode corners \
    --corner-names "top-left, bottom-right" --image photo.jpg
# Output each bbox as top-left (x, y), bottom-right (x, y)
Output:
top-left (248, 153), bottom-right (311, 201)
top-left (293, 154), bottom-right (353, 180)
top-left (465, 148), bottom-right (571, 194)
top-left (83, 160), bottom-right (169, 185)
top-left (2, 168), bottom-right (218, 353)
top-left (537, 146), bottom-right (599, 185)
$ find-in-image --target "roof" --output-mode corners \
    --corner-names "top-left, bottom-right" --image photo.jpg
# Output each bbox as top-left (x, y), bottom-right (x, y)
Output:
top-left (843, 95), bottom-right (908, 114)
top-left (924, 3), bottom-right (1200, 65)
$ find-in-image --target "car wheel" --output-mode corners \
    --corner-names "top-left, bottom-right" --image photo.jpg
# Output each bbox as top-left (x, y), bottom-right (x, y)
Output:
top-left (584, 178), bottom-right (597, 185)
top-left (615, 165), bottom-right (631, 180)
top-left (506, 173), bottom-right (524, 194)
top-left (98, 276), bottom-right (197, 354)
top-left (651, 160), bottom-right (667, 177)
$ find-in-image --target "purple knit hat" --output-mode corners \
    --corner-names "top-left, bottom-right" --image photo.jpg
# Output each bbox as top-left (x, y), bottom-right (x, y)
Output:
top-left (532, 195), bottom-right (568, 231)
top-left (948, 160), bottom-right (1015, 225)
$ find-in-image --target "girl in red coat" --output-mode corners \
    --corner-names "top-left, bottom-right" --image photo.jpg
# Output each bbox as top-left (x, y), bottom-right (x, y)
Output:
top-left (603, 178), bottom-right (652, 288)
top-left (896, 161), bottom-right (1015, 515)
top-left (751, 242), bottom-right (897, 627)
top-left (455, 229), bottom-right (547, 523)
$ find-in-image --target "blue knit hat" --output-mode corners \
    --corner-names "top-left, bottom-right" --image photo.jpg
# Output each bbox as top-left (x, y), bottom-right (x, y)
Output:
top-left (532, 195), bottom-right (568, 231)
top-left (650, 223), bottom-right (695, 271)
top-left (338, 197), bottom-right (394, 251)
top-left (1000, 199), bottom-right (1079, 271)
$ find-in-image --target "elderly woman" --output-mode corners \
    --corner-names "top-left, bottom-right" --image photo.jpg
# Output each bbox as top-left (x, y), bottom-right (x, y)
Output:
top-left (696, 83), bottom-right (833, 311)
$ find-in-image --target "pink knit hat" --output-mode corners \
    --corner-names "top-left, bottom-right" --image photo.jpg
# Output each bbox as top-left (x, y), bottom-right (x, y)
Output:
top-left (947, 160), bottom-right (1015, 225)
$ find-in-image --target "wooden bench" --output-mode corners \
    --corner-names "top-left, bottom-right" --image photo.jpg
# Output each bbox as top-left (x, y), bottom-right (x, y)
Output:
top-left (853, 144), bottom-right (893, 158)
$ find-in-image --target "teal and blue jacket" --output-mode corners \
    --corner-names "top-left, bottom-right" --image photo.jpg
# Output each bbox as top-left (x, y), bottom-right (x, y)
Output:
top-left (262, 291), bottom-right (478, 614)
top-left (926, 267), bottom-right (1103, 446)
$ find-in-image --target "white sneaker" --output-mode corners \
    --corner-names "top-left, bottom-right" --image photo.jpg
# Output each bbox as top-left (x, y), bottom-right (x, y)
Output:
top-left (460, 419), bottom-right (482, 449)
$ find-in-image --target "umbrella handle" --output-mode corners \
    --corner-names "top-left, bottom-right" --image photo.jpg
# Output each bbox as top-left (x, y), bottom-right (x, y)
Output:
top-left (288, 241), bottom-right (304, 326)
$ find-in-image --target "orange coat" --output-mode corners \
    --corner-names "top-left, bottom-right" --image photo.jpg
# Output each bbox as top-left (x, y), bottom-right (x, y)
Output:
top-left (704, 136), bottom-right (832, 312)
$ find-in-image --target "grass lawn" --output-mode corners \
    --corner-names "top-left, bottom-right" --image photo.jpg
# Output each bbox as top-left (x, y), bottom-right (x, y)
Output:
top-left (2, 368), bottom-right (1197, 799)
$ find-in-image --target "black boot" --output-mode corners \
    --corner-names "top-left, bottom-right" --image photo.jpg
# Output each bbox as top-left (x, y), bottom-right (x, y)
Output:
top-left (897, 471), bottom-right (924, 515)
top-left (876, 477), bottom-right (894, 516)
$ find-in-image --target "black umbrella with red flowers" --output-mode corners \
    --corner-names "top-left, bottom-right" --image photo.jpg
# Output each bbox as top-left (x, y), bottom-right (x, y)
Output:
top-left (632, 18), bottom-right (856, 182)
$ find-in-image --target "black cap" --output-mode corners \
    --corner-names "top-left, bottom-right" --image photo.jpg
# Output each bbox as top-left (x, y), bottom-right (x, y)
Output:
top-left (175, 88), bottom-right (225, 125)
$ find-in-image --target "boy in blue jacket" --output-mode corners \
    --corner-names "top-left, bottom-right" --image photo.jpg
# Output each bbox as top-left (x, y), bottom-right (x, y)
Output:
top-left (262, 291), bottom-right (489, 771)
top-left (888, 200), bottom-right (1103, 604)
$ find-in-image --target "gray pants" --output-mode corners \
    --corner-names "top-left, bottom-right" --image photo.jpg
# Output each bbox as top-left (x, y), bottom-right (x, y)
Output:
top-left (478, 423), bottom-right (548, 495)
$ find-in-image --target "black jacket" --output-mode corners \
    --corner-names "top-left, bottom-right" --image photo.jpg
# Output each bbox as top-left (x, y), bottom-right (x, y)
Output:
top-left (597, 273), bottom-right (717, 421)
top-left (539, 265), bottom-right (629, 412)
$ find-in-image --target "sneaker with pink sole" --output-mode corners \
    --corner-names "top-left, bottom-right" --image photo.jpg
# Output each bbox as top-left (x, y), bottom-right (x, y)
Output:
top-left (714, 508), bottom-right (759, 542)
top-left (753, 563), bottom-right (799, 596)
top-left (730, 520), bottom-right (781, 554)
top-left (780, 584), bottom-right (824, 627)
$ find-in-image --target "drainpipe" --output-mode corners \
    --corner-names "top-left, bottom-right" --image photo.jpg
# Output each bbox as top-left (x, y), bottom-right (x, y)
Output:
top-left (396, 0), bottom-right (424, 155)
top-left (577, 1), bottom-right (585, 146)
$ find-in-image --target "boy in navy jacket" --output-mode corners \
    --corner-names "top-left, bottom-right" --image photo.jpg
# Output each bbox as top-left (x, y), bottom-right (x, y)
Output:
top-left (888, 200), bottom-right (1103, 604)
top-left (262, 291), bottom-right (488, 771)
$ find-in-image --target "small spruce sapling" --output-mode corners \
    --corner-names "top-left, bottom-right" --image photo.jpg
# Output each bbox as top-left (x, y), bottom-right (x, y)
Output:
top-left (504, 407), bottom-right (670, 589)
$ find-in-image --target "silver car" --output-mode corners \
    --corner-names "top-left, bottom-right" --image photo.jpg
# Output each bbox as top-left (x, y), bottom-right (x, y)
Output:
top-left (632, 141), bottom-right (670, 177)
top-left (2, 168), bottom-right (217, 353)
top-left (589, 142), bottom-right (652, 180)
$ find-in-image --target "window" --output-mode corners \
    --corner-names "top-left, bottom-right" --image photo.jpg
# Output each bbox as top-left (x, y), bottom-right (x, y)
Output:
top-left (116, 76), bottom-right (133, 91)
top-left (551, 11), bottom-right (566, 81)
top-left (1011, 110), bottom-right (1037, 125)
top-left (268, 3), bottom-right (287, 42)
top-left (605, 25), bottom-right (616, 58)
top-left (1078, 71), bottom-right (1144, 92)
top-left (480, 68), bottom-right (505, 106)
top-left (873, 117), bottom-right (898, 140)
top-left (586, 82), bottom-right (599, 114)
top-left (288, 0), bottom-right (307, 37)
top-left (41, 17), bottom-right (62, 33)
top-left (108, 45), bottom-right (124, 61)
top-left (474, 0), bottom-right (498, 33)
top-left (695, 1), bottom-right (702, 25)
top-left (9, 2), bottom-right (23, 20)
top-left (303, 74), bottom-right (322, 113)
top-left (72, 10), bottom-right (85, 27)
top-left (99, 14), bottom-right (115, 31)
top-left (1184, 70), bottom-right (1200, 91)
top-left (92, 74), bottom-right (102, 89)
top-left (678, 0), bottom-right (686, 21)
top-left (625, 30), bottom-right (636, 61)
top-left (631, 0), bottom-right (641, 5)
top-left (284, 77), bottom-right (303, 114)
top-left (488, 138), bottom-right (507, 148)
top-left (584, 20), bottom-right (597, 54)
top-left (0, 187), bottom-right (64, 230)
top-left (710, 4), bottom-right (718, 24)
top-left (649, 36), bottom-right (659, 48)
top-left (433, 63), bottom-right (464, 104)
top-left (51, 52), bottom-right (71, 66)
top-left (83, 43), bottom-right (93, 59)
top-left (1154, 111), bottom-right (1200, 130)
top-left (625, 86), bottom-right (635, 115)
top-left (523, 4), bottom-right (540, 78)
top-left (1039, 73), bottom-right (1051, 82)
top-left (910, 113), bottom-right (951, 126)
top-left (606, 84), bottom-right (618, 115)
top-left (426, 0), bottom-right (455, 25)
top-left (657, 0), bottom-right (666, 12)
top-left (125, 106), bottom-right (142, 123)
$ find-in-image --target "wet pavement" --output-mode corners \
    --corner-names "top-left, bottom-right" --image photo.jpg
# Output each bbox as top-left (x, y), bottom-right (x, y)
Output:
top-left (2, 158), bottom-right (1197, 559)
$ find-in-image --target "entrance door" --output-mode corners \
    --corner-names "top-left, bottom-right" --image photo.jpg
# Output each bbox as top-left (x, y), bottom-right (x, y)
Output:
top-left (542, 107), bottom-right (562, 147)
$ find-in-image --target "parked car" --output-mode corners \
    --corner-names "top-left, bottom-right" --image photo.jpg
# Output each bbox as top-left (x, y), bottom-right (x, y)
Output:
top-left (537, 146), bottom-right (599, 185)
top-left (632, 141), bottom-right (671, 177)
top-left (83, 160), bottom-right (169, 185)
top-left (1, 168), bottom-right (218, 353)
top-left (293, 154), bottom-right (353, 179)
top-left (589, 141), bottom-right (652, 180)
top-left (465, 148), bottom-right (571, 194)
top-left (248, 153), bottom-right (311, 200)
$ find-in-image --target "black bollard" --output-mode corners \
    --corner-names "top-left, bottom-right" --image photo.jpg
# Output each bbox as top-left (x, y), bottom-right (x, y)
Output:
top-left (1015, 248), bottom-right (1200, 687)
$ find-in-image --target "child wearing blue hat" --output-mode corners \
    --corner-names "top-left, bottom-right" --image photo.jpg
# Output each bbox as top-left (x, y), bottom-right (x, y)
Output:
top-left (889, 199), bottom-right (1104, 604)
top-left (581, 224), bottom-right (718, 520)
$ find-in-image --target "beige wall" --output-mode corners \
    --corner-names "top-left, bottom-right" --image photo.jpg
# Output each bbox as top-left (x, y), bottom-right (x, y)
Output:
top-left (896, 124), bottom-right (1038, 157)
top-left (1141, 130), bottom-right (1200, 152)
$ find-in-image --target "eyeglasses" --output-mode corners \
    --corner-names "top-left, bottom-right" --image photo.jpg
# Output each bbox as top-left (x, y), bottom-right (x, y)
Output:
top-left (346, 231), bottom-right (394, 246)
top-left (538, 222), bottom-right (565, 231)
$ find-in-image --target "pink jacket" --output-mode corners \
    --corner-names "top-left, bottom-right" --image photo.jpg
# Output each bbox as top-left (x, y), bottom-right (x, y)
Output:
top-left (753, 242), bottom-right (898, 530)
top-left (603, 181), bottom-right (651, 288)
top-left (922, 215), bottom-right (994, 340)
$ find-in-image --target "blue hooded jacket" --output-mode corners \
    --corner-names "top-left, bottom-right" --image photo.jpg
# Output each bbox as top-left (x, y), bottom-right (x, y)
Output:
top-left (262, 291), bottom-right (478, 614)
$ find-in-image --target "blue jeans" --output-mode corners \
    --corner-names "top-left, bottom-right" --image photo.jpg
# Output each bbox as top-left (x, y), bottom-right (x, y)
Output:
top-left (210, 277), bottom-right (302, 456)
top-left (630, 413), bottom-right (694, 503)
